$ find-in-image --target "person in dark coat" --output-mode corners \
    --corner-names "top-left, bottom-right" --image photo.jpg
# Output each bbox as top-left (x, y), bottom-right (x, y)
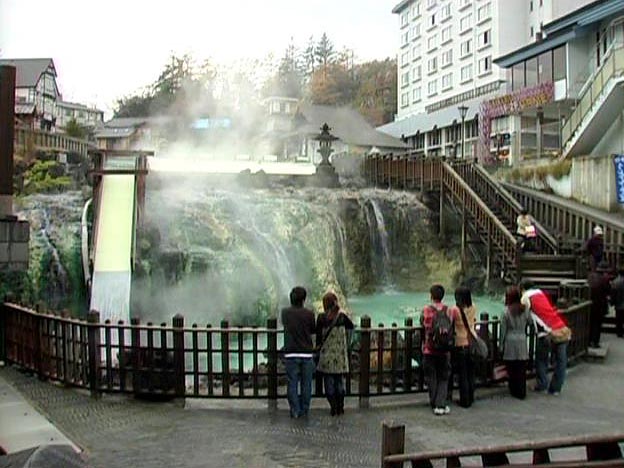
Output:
top-left (281, 286), bottom-right (316, 418)
top-left (584, 226), bottom-right (605, 272)
top-left (588, 262), bottom-right (612, 348)
top-left (610, 266), bottom-right (624, 338)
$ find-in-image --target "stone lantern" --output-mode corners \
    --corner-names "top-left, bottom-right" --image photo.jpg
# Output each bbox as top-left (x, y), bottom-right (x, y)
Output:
top-left (313, 123), bottom-right (340, 187)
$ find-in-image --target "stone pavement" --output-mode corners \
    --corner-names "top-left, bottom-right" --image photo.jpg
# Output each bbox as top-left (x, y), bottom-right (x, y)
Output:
top-left (1, 335), bottom-right (624, 468)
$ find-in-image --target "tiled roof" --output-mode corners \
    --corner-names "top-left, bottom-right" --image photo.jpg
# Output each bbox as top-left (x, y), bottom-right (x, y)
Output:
top-left (0, 58), bottom-right (55, 88)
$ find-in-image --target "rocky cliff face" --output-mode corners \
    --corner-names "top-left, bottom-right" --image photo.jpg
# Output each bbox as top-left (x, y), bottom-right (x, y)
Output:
top-left (133, 185), bottom-right (460, 326)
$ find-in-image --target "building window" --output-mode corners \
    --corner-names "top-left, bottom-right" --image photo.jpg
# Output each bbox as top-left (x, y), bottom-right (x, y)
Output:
top-left (401, 92), bottom-right (409, 108)
top-left (441, 49), bottom-right (453, 67)
top-left (441, 25), bottom-right (452, 43)
top-left (415, 133), bottom-right (425, 149)
top-left (412, 23), bottom-right (421, 39)
top-left (427, 34), bottom-right (438, 51)
top-left (525, 56), bottom-right (538, 86)
top-left (429, 13), bottom-right (437, 29)
top-left (428, 129), bottom-right (442, 146)
top-left (411, 2), bottom-right (421, 18)
top-left (412, 65), bottom-right (422, 81)
top-left (427, 0), bottom-right (436, 8)
top-left (401, 30), bottom-right (409, 46)
top-left (530, 26), bottom-right (534, 37)
top-left (440, 3), bottom-right (451, 21)
top-left (401, 12), bottom-right (409, 27)
top-left (538, 50), bottom-right (553, 83)
top-left (401, 51), bottom-right (410, 67)
top-left (413, 87), bottom-right (422, 102)
top-left (477, 2), bottom-right (491, 22)
top-left (459, 0), bottom-right (471, 8)
top-left (460, 14), bottom-right (472, 33)
top-left (428, 79), bottom-right (438, 96)
top-left (553, 45), bottom-right (567, 81)
top-left (402, 71), bottom-right (410, 87)
top-left (428, 56), bottom-right (438, 73)
top-left (412, 44), bottom-right (422, 60)
top-left (478, 56), bottom-right (492, 75)
top-left (479, 29), bottom-right (491, 48)
top-left (512, 61), bottom-right (524, 91)
top-left (530, 1), bottom-right (533, 12)
top-left (442, 72), bottom-right (453, 90)
top-left (460, 39), bottom-right (472, 57)
top-left (461, 64), bottom-right (473, 82)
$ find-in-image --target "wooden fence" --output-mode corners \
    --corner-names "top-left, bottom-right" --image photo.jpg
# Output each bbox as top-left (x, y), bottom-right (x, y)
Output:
top-left (381, 422), bottom-right (624, 467)
top-left (0, 300), bottom-right (590, 403)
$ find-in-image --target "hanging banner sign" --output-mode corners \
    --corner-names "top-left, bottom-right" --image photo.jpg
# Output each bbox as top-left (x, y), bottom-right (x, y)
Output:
top-left (614, 154), bottom-right (624, 204)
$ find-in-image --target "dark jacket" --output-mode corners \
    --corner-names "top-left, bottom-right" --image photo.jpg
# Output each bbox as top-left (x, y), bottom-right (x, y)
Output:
top-left (589, 271), bottom-right (611, 315)
top-left (315, 312), bottom-right (354, 347)
top-left (611, 275), bottom-right (624, 310)
top-left (281, 306), bottom-right (316, 355)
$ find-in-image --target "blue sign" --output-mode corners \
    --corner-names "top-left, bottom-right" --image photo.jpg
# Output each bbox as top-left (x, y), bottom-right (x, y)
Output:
top-left (614, 154), bottom-right (624, 204)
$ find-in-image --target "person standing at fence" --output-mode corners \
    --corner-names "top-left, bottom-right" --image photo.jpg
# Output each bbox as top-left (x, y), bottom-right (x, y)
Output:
top-left (583, 226), bottom-right (605, 271)
top-left (316, 292), bottom-right (354, 416)
top-left (610, 266), bottom-right (624, 338)
top-left (519, 279), bottom-right (570, 396)
top-left (281, 286), bottom-right (316, 418)
top-left (447, 286), bottom-right (476, 408)
top-left (588, 262), bottom-right (612, 348)
top-left (421, 284), bottom-right (456, 416)
top-left (500, 286), bottom-right (531, 399)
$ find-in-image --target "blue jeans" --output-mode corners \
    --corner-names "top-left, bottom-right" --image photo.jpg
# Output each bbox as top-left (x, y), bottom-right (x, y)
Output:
top-left (535, 337), bottom-right (567, 393)
top-left (285, 358), bottom-right (315, 417)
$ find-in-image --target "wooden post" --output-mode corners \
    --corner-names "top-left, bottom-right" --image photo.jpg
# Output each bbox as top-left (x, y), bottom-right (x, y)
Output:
top-left (220, 319), bottom-right (230, 397)
top-left (87, 310), bottom-right (101, 398)
top-left (439, 183), bottom-right (445, 237)
top-left (33, 312), bottom-right (44, 380)
top-left (0, 302), bottom-right (6, 364)
top-left (403, 318), bottom-right (413, 391)
top-left (173, 314), bottom-right (185, 398)
top-left (381, 422), bottom-right (405, 468)
top-left (267, 318), bottom-right (278, 410)
top-left (0, 65), bottom-right (16, 217)
top-left (486, 234), bottom-right (492, 287)
top-left (359, 315), bottom-right (371, 409)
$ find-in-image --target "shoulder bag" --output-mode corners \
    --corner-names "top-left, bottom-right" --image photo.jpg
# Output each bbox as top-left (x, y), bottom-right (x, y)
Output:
top-left (459, 306), bottom-right (489, 360)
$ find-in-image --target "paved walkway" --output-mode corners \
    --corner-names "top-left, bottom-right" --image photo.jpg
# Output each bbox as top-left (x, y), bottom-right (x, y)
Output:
top-left (1, 335), bottom-right (624, 468)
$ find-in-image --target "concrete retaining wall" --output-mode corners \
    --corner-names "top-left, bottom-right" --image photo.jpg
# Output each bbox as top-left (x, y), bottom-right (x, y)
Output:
top-left (571, 154), bottom-right (624, 214)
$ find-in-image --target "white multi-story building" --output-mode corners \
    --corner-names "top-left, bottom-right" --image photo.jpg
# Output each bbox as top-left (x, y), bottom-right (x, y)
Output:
top-left (56, 101), bottom-right (104, 132)
top-left (381, 0), bottom-right (595, 160)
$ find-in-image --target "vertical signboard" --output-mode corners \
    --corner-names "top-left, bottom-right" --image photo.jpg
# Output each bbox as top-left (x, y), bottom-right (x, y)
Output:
top-left (614, 154), bottom-right (624, 204)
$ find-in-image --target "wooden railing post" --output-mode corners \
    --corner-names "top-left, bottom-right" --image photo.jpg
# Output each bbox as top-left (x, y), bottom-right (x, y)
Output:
top-left (87, 310), bottom-right (101, 398)
top-left (220, 319), bottom-right (230, 397)
top-left (267, 318), bottom-right (278, 410)
top-left (381, 422), bottom-right (405, 468)
top-left (359, 315), bottom-right (371, 409)
top-left (32, 311), bottom-right (44, 380)
top-left (0, 301), bottom-right (7, 365)
top-left (172, 314), bottom-right (185, 398)
top-left (403, 318), bottom-right (413, 391)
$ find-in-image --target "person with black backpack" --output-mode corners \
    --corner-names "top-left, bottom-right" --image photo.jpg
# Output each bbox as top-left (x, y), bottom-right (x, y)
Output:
top-left (420, 284), bottom-right (456, 416)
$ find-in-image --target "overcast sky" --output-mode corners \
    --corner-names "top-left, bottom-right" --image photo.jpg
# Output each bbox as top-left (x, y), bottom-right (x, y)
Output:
top-left (0, 0), bottom-right (398, 114)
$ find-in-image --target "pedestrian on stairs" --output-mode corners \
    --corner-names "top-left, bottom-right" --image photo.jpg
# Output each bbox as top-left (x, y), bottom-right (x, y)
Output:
top-left (516, 209), bottom-right (535, 252)
top-left (316, 292), bottom-right (354, 416)
top-left (588, 262), bottom-right (612, 348)
top-left (610, 266), bottom-right (624, 338)
top-left (584, 226), bottom-right (605, 271)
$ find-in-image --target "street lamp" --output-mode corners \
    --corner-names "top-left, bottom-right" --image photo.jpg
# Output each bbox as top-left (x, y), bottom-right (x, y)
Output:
top-left (313, 123), bottom-right (340, 187)
top-left (458, 105), bottom-right (468, 160)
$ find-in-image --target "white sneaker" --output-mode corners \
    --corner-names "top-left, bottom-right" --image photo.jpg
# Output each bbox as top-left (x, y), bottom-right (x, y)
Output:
top-left (433, 407), bottom-right (444, 416)
top-left (443, 405), bottom-right (451, 414)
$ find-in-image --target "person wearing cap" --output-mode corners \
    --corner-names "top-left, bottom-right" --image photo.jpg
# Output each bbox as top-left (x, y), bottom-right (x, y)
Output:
top-left (588, 261), bottom-right (612, 348)
top-left (610, 266), bottom-right (624, 338)
top-left (584, 226), bottom-right (605, 272)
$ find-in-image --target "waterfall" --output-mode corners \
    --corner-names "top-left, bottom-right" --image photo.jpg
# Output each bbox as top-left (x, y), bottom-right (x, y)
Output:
top-left (369, 199), bottom-right (391, 275)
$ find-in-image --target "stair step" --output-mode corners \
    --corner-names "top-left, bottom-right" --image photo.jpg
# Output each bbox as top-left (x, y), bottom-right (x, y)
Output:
top-left (520, 270), bottom-right (576, 277)
top-left (523, 276), bottom-right (570, 285)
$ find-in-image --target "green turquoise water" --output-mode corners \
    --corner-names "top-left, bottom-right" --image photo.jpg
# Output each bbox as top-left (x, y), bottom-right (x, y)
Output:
top-left (348, 290), bottom-right (505, 326)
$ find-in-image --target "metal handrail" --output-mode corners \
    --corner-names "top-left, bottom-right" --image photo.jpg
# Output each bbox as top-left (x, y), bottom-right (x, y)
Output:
top-left (561, 42), bottom-right (624, 150)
